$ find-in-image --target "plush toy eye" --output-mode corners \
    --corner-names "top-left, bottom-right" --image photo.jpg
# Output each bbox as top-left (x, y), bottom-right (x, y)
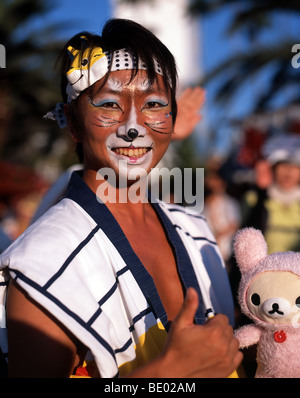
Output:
top-left (296, 296), bottom-right (300, 307)
top-left (251, 293), bottom-right (260, 306)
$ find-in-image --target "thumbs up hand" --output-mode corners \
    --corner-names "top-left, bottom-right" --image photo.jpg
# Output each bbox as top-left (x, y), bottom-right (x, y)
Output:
top-left (159, 288), bottom-right (243, 378)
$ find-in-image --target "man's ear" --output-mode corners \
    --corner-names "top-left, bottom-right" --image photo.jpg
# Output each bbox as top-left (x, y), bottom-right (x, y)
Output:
top-left (64, 103), bottom-right (81, 143)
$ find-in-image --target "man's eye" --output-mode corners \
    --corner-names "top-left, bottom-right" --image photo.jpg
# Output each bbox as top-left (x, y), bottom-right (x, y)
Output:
top-left (144, 101), bottom-right (167, 109)
top-left (89, 99), bottom-right (120, 109)
top-left (101, 102), bottom-right (119, 108)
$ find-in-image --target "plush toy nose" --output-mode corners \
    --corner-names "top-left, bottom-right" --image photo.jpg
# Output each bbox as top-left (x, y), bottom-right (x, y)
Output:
top-left (263, 298), bottom-right (291, 318)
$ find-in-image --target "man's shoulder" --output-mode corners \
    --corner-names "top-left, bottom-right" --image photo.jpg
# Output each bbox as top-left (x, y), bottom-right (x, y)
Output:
top-left (1, 198), bottom-right (96, 263)
top-left (30, 197), bottom-right (96, 235)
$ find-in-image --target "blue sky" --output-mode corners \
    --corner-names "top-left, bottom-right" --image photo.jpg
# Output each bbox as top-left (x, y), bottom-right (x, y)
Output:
top-left (43, 0), bottom-right (113, 38)
top-left (26, 1), bottom-right (300, 160)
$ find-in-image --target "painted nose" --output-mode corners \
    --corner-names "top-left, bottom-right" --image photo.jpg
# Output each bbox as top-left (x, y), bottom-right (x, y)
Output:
top-left (127, 128), bottom-right (139, 140)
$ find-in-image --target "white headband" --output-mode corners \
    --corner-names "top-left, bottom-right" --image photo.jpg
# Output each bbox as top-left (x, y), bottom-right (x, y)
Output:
top-left (66, 47), bottom-right (163, 101)
top-left (44, 43), bottom-right (163, 128)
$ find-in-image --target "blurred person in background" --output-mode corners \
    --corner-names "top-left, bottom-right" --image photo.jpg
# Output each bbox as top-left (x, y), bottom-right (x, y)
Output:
top-left (204, 170), bottom-right (241, 269)
top-left (242, 134), bottom-right (300, 253)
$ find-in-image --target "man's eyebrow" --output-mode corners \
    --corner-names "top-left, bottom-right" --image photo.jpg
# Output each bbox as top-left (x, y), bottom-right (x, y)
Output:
top-left (104, 76), bottom-right (166, 94)
top-left (140, 79), bottom-right (167, 94)
top-left (106, 77), bottom-right (151, 92)
top-left (107, 77), bottom-right (123, 92)
top-left (140, 78), bottom-right (151, 90)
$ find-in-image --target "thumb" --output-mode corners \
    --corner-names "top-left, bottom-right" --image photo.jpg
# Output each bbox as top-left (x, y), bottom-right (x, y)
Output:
top-left (174, 287), bottom-right (199, 329)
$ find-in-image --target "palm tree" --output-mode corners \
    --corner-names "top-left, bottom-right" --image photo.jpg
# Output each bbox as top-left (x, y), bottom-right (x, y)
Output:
top-left (188, 0), bottom-right (300, 112)
top-left (185, 0), bottom-right (300, 171)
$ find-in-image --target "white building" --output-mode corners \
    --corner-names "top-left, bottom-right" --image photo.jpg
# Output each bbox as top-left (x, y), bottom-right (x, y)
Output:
top-left (111, 0), bottom-right (202, 89)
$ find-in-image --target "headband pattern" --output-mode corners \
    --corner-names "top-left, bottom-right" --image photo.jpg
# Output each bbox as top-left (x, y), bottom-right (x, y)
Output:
top-left (44, 42), bottom-right (164, 128)
top-left (66, 47), bottom-right (163, 101)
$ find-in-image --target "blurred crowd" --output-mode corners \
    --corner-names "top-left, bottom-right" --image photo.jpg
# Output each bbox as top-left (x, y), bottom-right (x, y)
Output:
top-left (204, 133), bottom-right (300, 264)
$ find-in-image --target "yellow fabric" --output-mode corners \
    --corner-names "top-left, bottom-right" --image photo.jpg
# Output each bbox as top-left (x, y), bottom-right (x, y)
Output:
top-left (265, 199), bottom-right (300, 253)
top-left (71, 321), bottom-right (167, 378)
top-left (71, 320), bottom-right (242, 378)
top-left (228, 370), bottom-right (238, 378)
top-left (118, 321), bottom-right (167, 376)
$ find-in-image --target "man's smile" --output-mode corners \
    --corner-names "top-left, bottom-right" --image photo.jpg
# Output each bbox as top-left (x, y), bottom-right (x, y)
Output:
top-left (112, 146), bottom-right (151, 158)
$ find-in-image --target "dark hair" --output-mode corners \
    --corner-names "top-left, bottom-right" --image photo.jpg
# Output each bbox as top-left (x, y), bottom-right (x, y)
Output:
top-left (57, 19), bottom-right (178, 161)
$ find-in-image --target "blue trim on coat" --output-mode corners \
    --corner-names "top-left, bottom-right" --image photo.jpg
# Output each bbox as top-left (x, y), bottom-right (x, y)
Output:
top-left (65, 172), bottom-right (206, 326)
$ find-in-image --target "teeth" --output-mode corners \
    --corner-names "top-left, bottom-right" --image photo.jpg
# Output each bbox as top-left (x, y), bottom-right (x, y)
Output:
top-left (114, 148), bottom-right (148, 157)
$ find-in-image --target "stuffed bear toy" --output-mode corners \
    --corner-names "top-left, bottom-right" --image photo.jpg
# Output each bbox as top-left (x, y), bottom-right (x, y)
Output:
top-left (233, 227), bottom-right (300, 378)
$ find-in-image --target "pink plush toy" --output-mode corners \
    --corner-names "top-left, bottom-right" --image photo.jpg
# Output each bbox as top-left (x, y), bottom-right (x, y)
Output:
top-left (233, 227), bottom-right (300, 378)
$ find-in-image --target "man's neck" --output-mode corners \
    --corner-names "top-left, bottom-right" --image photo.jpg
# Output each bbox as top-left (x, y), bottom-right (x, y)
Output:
top-left (82, 168), bottom-right (151, 223)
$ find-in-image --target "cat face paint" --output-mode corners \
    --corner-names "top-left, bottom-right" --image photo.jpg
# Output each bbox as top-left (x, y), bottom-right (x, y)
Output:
top-left (77, 69), bottom-right (173, 179)
top-left (89, 74), bottom-right (173, 136)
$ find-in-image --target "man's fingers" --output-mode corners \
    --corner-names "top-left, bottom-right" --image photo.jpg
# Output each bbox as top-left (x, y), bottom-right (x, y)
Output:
top-left (173, 287), bottom-right (199, 329)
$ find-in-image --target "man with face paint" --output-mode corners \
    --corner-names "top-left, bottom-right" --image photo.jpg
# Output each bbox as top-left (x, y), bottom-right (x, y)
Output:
top-left (1, 19), bottom-right (242, 378)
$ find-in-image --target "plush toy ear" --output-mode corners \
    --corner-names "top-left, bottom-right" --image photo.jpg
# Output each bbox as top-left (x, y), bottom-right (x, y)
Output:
top-left (233, 228), bottom-right (268, 274)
